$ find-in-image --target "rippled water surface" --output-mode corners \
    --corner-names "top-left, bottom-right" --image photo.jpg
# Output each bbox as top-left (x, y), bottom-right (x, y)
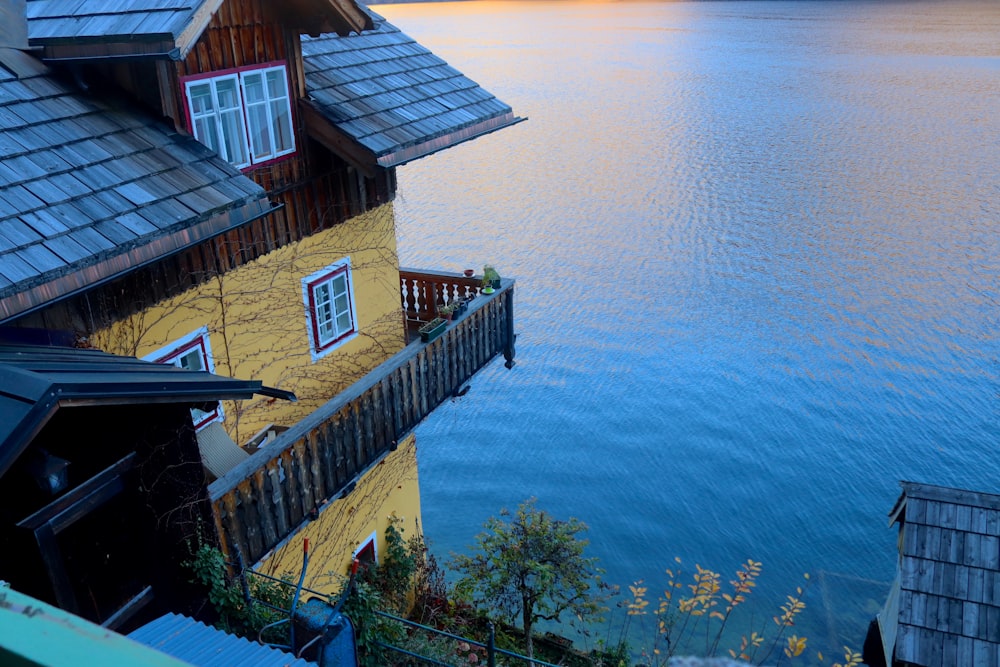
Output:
top-left (379, 0), bottom-right (999, 656)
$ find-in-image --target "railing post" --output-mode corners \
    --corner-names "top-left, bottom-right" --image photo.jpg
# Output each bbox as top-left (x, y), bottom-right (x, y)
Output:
top-left (488, 621), bottom-right (496, 667)
top-left (503, 284), bottom-right (516, 369)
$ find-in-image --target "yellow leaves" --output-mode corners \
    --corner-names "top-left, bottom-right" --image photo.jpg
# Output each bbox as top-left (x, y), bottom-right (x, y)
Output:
top-left (784, 635), bottom-right (807, 658)
top-left (831, 646), bottom-right (863, 667)
top-left (627, 581), bottom-right (649, 616)
top-left (729, 631), bottom-right (764, 661)
top-left (773, 593), bottom-right (807, 627)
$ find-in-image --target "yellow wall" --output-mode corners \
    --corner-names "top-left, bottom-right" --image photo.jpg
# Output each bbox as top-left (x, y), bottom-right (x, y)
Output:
top-left (258, 434), bottom-right (423, 596)
top-left (92, 203), bottom-right (406, 444)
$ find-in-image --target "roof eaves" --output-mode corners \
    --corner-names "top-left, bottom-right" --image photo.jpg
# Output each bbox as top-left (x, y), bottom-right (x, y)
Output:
top-left (0, 197), bottom-right (281, 324)
top-left (375, 112), bottom-right (526, 169)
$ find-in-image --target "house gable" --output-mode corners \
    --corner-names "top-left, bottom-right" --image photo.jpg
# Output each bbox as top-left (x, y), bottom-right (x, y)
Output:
top-left (301, 9), bottom-right (525, 176)
top-left (25, 0), bottom-right (370, 62)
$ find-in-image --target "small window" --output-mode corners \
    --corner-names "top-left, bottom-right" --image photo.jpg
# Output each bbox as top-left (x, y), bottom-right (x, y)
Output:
top-left (303, 259), bottom-right (357, 361)
top-left (182, 63), bottom-right (296, 169)
top-left (143, 327), bottom-right (222, 431)
top-left (353, 531), bottom-right (378, 569)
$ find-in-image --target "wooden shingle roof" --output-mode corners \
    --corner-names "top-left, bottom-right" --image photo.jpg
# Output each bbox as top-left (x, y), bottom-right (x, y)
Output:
top-left (301, 9), bottom-right (524, 173)
top-left (891, 482), bottom-right (1000, 666)
top-left (25, 0), bottom-right (371, 61)
top-left (0, 50), bottom-right (275, 323)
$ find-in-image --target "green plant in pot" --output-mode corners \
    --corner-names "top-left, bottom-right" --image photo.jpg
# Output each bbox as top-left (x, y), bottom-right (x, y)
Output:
top-left (482, 265), bottom-right (501, 292)
top-left (438, 302), bottom-right (458, 321)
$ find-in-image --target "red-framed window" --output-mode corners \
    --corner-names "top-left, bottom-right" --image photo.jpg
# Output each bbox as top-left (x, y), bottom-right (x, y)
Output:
top-left (302, 259), bottom-right (357, 361)
top-left (143, 327), bottom-right (222, 431)
top-left (353, 531), bottom-right (378, 569)
top-left (181, 62), bottom-right (296, 169)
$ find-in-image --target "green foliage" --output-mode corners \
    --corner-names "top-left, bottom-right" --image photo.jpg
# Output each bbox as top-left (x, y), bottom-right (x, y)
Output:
top-left (340, 577), bottom-right (406, 667)
top-left (363, 515), bottom-right (417, 614)
top-left (451, 498), bottom-right (609, 660)
top-left (183, 543), bottom-right (293, 644)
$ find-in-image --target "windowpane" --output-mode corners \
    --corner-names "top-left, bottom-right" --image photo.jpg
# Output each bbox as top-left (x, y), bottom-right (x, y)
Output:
top-left (243, 72), bottom-right (264, 103)
top-left (215, 78), bottom-right (240, 109)
top-left (271, 101), bottom-right (293, 152)
top-left (177, 349), bottom-right (204, 372)
top-left (194, 117), bottom-right (220, 153)
top-left (189, 84), bottom-right (213, 114)
top-left (220, 109), bottom-right (248, 165)
top-left (247, 105), bottom-right (272, 160)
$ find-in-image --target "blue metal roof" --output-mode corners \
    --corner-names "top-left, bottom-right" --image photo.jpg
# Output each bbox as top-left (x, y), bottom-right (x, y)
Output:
top-left (129, 613), bottom-right (316, 667)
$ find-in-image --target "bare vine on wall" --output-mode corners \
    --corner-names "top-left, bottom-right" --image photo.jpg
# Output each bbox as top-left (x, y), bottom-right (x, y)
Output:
top-left (90, 204), bottom-right (407, 444)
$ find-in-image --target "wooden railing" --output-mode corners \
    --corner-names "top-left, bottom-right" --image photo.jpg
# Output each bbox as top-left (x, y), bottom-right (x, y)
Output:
top-left (208, 272), bottom-right (515, 567)
top-left (400, 268), bottom-right (487, 325)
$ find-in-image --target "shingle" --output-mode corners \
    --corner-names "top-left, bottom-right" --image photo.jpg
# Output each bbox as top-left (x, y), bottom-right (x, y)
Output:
top-left (114, 181), bottom-right (158, 205)
top-left (69, 226), bottom-right (116, 252)
top-left (20, 210), bottom-right (69, 237)
top-left (0, 218), bottom-right (44, 247)
top-left (112, 212), bottom-right (157, 236)
top-left (43, 233), bottom-right (90, 263)
top-left (94, 219), bottom-right (139, 244)
top-left (22, 178), bottom-right (71, 205)
top-left (0, 185), bottom-right (46, 213)
top-left (18, 242), bottom-right (63, 272)
top-left (0, 252), bottom-right (36, 283)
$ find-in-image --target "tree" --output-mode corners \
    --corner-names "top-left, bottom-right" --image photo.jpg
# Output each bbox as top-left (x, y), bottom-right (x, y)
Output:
top-left (451, 498), bottom-right (607, 661)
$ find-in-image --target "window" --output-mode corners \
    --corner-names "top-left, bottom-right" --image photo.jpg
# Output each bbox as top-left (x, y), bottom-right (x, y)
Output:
top-left (143, 327), bottom-right (222, 431)
top-left (183, 63), bottom-right (296, 169)
top-left (353, 531), bottom-right (378, 568)
top-left (303, 259), bottom-right (358, 360)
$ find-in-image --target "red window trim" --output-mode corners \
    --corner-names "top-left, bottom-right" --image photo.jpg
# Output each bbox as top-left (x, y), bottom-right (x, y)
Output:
top-left (179, 60), bottom-right (297, 172)
top-left (152, 335), bottom-right (220, 430)
top-left (306, 263), bottom-right (356, 354)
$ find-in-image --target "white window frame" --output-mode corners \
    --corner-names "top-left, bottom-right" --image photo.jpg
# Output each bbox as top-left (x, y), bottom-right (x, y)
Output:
top-left (182, 63), bottom-right (296, 169)
top-left (302, 258), bottom-right (358, 361)
top-left (353, 531), bottom-right (379, 566)
top-left (143, 326), bottom-right (223, 431)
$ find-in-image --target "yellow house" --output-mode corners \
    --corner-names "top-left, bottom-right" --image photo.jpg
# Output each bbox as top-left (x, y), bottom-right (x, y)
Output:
top-left (0, 0), bottom-right (522, 607)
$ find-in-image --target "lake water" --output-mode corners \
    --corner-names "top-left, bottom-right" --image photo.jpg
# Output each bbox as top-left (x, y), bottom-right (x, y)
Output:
top-left (379, 0), bottom-right (1000, 660)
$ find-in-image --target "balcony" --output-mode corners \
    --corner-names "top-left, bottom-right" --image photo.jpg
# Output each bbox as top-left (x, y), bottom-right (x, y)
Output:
top-left (208, 269), bottom-right (515, 566)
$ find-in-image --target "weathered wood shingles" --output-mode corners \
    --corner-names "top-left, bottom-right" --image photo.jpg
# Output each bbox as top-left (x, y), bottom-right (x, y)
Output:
top-left (894, 482), bottom-right (1000, 666)
top-left (0, 50), bottom-right (267, 321)
top-left (26, 0), bottom-right (199, 42)
top-left (301, 8), bottom-right (523, 167)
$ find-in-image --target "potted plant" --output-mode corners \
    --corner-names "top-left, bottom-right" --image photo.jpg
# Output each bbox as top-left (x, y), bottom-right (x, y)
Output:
top-left (438, 302), bottom-right (458, 321)
top-left (482, 265), bottom-right (501, 293)
top-left (418, 317), bottom-right (448, 342)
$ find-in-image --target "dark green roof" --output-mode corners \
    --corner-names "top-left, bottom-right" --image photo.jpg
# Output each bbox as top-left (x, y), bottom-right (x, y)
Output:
top-left (0, 344), bottom-right (293, 476)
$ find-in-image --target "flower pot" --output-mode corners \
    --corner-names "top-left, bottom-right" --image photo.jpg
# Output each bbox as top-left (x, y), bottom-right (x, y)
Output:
top-left (464, 269), bottom-right (475, 277)
top-left (419, 317), bottom-right (448, 342)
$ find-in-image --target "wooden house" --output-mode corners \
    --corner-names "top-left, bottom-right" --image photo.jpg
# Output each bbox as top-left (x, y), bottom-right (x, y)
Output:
top-left (0, 0), bottom-right (520, 621)
top-left (865, 482), bottom-right (1000, 667)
